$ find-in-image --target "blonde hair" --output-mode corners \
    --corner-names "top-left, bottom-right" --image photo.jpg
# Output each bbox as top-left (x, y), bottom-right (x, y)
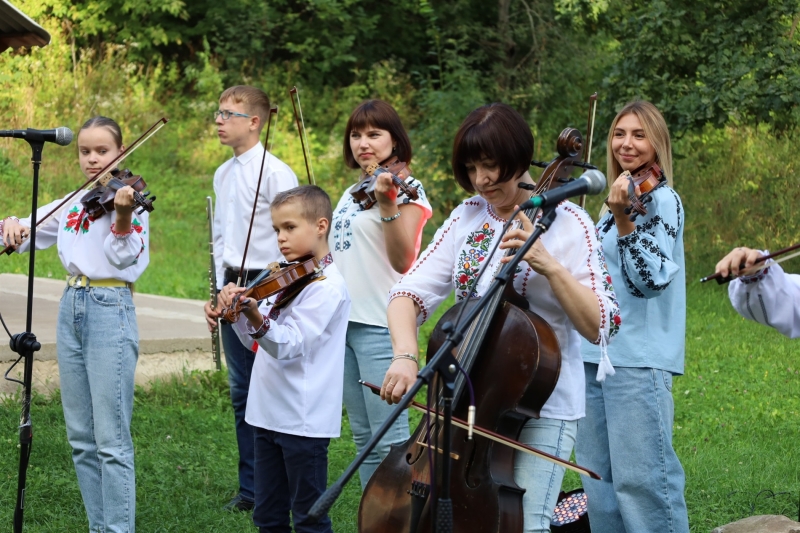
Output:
top-left (606, 100), bottom-right (673, 187)
top-left (219, 85), bottom-right (271, 131)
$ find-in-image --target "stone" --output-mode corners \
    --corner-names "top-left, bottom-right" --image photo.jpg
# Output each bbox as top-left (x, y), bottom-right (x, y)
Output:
top-left (712, 515), bottom-right (800, 533)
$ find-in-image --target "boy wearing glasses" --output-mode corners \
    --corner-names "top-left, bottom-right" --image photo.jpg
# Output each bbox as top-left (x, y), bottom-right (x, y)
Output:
top-left (204, 85), bottom-right (299, 511)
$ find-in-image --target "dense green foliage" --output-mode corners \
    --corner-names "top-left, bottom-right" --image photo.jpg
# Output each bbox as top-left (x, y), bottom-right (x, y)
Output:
top-left (601, 0), bottom-right (800, 135)
top-left (1, 286), bottom-right (798, 531)
top-left (1, 2), bottom-right (800, 529)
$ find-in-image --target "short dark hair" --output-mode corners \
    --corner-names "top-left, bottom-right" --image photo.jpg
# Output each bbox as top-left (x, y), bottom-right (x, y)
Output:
top-left (80, 116), bottom-right (123, 148)
top-left (271, 185), bottom-right (333, 237)
top-left (343, 100), bottom-right (412, 169)
top-left (451, 103), bottom-right (534, 193)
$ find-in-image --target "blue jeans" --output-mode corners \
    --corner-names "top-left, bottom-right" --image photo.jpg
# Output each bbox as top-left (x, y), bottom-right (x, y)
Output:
top-left (220, 320), bottom-right (256, 502)
top-left (576, 363), bottom-right (689, 533)
top-left (341, 322), bottom-right (410, 489)
top-left (57, 286), bottom-right (138, 533)
top-left (253, 428), bottom-right (332, 533)
top-left (514, 417), bottom-right (577, 533)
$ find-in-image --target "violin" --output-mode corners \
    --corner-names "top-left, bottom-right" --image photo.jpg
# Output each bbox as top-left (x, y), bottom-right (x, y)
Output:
top-left (80, 168), bottom-right (156, 219)
top-left (220, 254), bottom-right (321, 323)
top-left (622, 162), bottom-right (667, 221)
top-left (350, 157), bottom-right (419, 210)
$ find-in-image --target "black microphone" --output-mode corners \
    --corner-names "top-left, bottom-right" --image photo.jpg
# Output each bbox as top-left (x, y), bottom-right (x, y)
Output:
top-left (520, 169), bottom-right (606, 210)
top-left (0, 127), bottom-right (74, 146)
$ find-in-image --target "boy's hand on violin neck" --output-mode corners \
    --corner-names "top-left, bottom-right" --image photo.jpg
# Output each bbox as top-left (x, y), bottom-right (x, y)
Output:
top-left (218, 283), bottom-right (242, 308)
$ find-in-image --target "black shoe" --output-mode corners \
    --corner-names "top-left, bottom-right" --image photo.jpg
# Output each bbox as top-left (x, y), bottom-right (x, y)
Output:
top-left (223, 494), bottom-right (255, 512)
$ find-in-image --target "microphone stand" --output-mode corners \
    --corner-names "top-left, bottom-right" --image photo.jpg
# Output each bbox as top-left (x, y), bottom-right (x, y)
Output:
top-left (309, 205), bottom-right (560, 532)
top-left (8, 139), bottom-right (45, 533)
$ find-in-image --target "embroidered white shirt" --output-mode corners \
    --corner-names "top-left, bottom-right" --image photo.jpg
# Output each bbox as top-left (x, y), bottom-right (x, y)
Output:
top-left (388, 196), bottom-right (619, 420)
top-left (234, 262), bottom-right (351, 438)
top-left (728, 257), bottom-right (800, 338)
top-left (13, 190), bottom-right (148, 282)
top-left (329, 176), bottom-right (432, 326)
top-left (213, 142), bottom-right (298, 288)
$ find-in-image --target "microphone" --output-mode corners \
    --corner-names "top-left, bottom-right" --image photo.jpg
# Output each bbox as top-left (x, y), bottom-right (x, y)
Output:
top-left (0, 127), bottom-right (74, 146)
top-left (520, 169), bottom-right (606, 210)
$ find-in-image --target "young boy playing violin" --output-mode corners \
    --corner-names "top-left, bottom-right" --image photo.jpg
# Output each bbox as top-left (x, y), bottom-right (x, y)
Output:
top-left (219, 185), bottom-right (351, 533)
top-left (203, 85), bottom-right (298, 511)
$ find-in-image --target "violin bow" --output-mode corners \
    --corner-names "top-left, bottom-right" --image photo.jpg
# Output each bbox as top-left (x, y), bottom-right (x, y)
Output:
top-left (1, 117), bottom-right (169, 255)
top-left (237, 106), bottom-right (278, 287)
top-left (360, 381), bottom-right (600, 480)
top-left (700, 242), bottom-right (800, 284)
top-left (289, 86), bottom-right (315, 185)
top-left (578, 93), bottom-right (598, 209)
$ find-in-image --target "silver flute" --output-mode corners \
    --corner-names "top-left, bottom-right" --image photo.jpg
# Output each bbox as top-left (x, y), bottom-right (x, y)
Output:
top-left (207, 196), bottom-right (222, 371)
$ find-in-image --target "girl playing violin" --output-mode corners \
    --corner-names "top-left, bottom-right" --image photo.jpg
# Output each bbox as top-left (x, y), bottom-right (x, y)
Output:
top-left (715, 246), bottom-right (800, 338)
top-left (329, 99), bottom-right (432, 488)
top-left (2, 116), bottom-right (147, 533)
top-left (576, 100), bottom-right (689, 533)
top-left (381, 103), bottom-right (619, 532)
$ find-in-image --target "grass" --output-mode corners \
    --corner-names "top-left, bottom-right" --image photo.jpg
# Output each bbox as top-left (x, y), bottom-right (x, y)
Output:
top-left (1, 285), bottom-right (798, 532)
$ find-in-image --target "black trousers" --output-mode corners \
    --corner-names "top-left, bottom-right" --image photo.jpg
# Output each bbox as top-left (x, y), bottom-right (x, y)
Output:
top-left (253, 427), bottom-right (333, 533)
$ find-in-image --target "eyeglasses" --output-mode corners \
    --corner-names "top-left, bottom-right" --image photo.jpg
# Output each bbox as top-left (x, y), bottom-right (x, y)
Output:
top-left (213, 110), bottom-right (251, 120)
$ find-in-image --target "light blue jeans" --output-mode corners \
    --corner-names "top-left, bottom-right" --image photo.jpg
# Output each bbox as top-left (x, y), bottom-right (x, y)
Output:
top-left (341, 322), bottom-right (410, 489)
top-left (57, 286), bottom-right (138, 533)
top-left (576, 363), bottom-right (689, 533)
top-left (514, 417), bottom-right (577, 533)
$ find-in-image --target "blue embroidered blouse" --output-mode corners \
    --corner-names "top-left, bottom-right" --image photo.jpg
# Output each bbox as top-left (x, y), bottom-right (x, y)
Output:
top-left (581, 186), bottom-right (686, 374)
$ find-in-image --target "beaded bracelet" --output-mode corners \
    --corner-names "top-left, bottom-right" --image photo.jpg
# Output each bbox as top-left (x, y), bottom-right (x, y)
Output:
top-left (391, 353), bottom-right (418, 365)
top-left (380, 211), bottom-right (402, 223)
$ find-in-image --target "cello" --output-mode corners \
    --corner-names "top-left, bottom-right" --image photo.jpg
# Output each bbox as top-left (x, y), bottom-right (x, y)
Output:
top-left (357, 129), bottom-right (588, 533)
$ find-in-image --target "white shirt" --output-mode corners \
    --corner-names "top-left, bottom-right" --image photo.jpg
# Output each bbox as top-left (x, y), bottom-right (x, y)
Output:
top-left (329, 176), bottom-right (432, 326)
top-left (728, 258), bottom-right (800, 338)
top-left (234, 261), bottom-right (351, 437)
top-left (13, 190), bottom-right (148, 282)
top-left (388, 197), bottom-right (620, 420)
top-left (213, 142), bottom-right (298, 288)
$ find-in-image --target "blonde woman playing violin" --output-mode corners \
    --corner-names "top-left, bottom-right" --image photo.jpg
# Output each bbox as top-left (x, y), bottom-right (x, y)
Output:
top-left (577, 100), bottom-right (689, 533)
top-left (2, 116), bottom-right (145, 533)
top-left (715, 246), bottom-right (800, 338)
top-left (329, 99), bottom-right (432, 489)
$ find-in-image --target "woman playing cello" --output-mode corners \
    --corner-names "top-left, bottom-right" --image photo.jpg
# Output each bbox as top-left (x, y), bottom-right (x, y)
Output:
top-left (380, 103), bottom-right (619, 532)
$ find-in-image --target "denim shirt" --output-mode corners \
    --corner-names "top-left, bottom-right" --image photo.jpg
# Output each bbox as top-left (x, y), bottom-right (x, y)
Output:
top-left (582, 185), bottom-right (686, 374)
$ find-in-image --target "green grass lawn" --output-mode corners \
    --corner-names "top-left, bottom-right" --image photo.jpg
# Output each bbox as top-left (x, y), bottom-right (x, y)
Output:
top-left (1, 284), bottom-right (798, 531)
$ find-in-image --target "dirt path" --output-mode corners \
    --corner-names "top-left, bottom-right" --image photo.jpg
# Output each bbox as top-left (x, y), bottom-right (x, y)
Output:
top-left (1, 350), bottom-right (221, 399)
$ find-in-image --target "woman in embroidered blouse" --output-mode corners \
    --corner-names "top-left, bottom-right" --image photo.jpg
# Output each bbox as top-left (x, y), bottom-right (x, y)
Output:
top-left (329, 99), bottom-right (432, 489)
top-left (380, 102), bottom-right (619, 533)
top-left (2, 116), bottom-right (147, 533)
top-left (576, 100), bottom-right (689, 533)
